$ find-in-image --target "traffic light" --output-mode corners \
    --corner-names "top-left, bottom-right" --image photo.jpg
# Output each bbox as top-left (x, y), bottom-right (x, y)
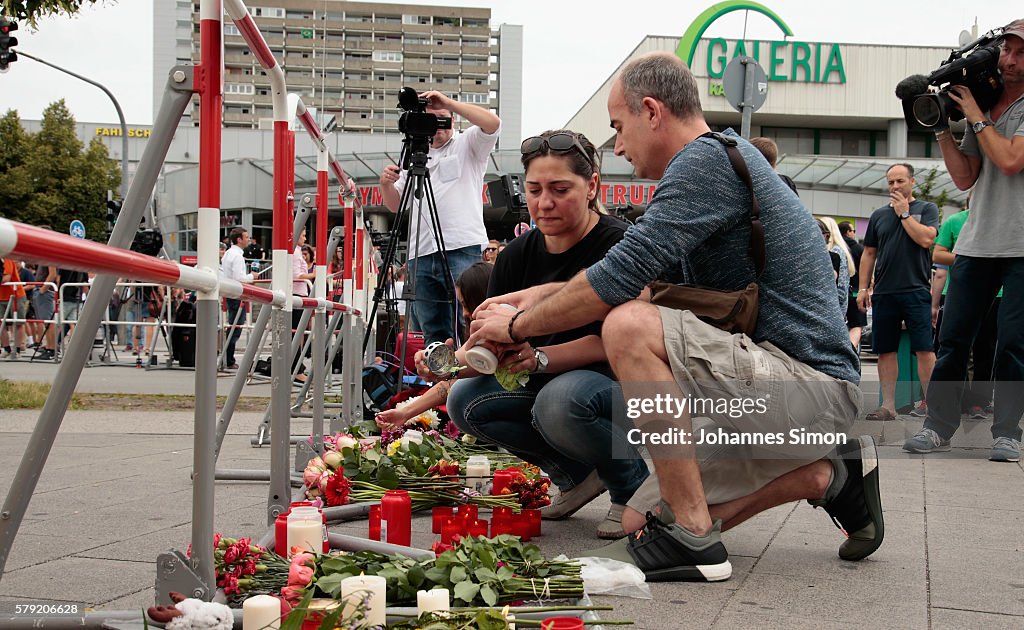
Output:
top-left (0, 18), bottom-right (18, 72)
top-left (107, 199), bottom-right (122, 229)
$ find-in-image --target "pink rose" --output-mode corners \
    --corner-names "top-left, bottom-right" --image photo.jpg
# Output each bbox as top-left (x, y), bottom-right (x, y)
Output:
top-left (334, 434), bottom-right (358, 450)
top-left (280, 584), bottom-right (305, 605)
top-left (322, 450), bottom-right (344, 470)
top-left (318, 471), bottom-right (333, 494)
top-left (290, 551), bottom-right (315, 567)
top-left (303, 467), bottom-right (323, 488)
top-left (287, 563), bottom-right (314, 586)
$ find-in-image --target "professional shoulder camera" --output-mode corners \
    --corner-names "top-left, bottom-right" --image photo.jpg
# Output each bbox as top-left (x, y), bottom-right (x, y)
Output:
top-left (896, 28), bottom-right (1006, 130)
top-left (397, 87), bottom-right (453, 139)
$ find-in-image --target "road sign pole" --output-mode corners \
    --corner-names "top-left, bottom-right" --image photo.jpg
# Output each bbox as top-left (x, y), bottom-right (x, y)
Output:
top-left (741, 59), bottom-right (755, 138)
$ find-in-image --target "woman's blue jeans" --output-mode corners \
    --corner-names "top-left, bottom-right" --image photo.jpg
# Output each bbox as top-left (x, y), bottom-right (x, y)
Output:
top-left (447, 370), bottom-right (649, 505)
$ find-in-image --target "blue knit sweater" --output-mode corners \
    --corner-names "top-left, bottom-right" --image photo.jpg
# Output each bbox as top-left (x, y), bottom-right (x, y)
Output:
top-left (587, 129), bottom-right (860, 384)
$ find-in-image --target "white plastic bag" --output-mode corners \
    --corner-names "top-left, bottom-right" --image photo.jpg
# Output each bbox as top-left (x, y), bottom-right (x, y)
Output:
top-left (573, 556), bottom-right (653, 599)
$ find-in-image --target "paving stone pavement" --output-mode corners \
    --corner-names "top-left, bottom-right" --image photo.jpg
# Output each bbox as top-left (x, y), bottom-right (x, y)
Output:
top-left (1, 360), bottom-right (1022, 628)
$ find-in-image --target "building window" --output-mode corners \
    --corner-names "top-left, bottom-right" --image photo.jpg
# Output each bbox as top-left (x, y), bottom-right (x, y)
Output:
top-left (460, 93), bottom-right (488, 104)
top-left (224, 24), bottom-right (240, 37)
top-left (372, 50), bottom-right (403, 63)
top-left (225, 83), bottom-right (256, 95)
top-left (178, 213), bottom-right (198, 253)
top-left (249, 7), bottom-right (285, 19)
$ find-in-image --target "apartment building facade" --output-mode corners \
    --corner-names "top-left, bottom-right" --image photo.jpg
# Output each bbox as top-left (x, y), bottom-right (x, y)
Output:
top-left (153, 0), bottom-right (523, 145)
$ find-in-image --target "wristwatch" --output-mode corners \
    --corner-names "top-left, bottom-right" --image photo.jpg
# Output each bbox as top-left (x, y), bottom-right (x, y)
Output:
top-left (899, 211), bottom-right (911, 221)
top-left (532, 348), bottom-right (549, 374)
top-left (971, 120), bottom-right (994, 134)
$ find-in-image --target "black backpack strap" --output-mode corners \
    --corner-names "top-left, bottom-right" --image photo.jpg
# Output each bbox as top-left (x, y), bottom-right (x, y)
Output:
top-left (700, 132), bottom-right (766, 280)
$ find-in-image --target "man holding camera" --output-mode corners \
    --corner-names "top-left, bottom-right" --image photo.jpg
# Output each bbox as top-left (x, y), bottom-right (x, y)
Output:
top-left (379, 91), bottom-right (501, 346)
top-left (904, 19), bottom-right (1024, 463)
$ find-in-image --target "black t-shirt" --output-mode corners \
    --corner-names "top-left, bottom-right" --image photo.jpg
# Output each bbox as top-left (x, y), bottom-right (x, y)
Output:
top-left (863, 199), bottom-right (939, 295)
top-left (487, 214), bottom-right (627, 385)
top-left (58, 269), bottom-right (88, 302)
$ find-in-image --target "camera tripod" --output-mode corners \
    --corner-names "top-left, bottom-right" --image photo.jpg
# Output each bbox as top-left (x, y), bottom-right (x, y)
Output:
top-left (362, 134), bottom-right (459, 389)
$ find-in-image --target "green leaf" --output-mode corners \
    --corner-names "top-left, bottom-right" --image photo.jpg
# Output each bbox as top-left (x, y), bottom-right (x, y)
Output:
top-left (452, 580), bottom-right (480, 604)
top-left (314, 573), bottom-right (346, 597)
top-left (449, 565), bottom-right (467, 584)
top-left (479, 584), bottom-right (498, 606)
top-left (474, 567), bottom-right (498, 582)
top-left (474, 546), bottom-right (496, 568)
top-left (377, 566), bottom-right (407, 583)
top-left (406, 564), bottom-right (426, 588)
top-left (424, 566), bottom-right (451, 585)
top-left (494, 366), bottom-right (529, 391)
top-left (475, 610), bottom-right (510, 630)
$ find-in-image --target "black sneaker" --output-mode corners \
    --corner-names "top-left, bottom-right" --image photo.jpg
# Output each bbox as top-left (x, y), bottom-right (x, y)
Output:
top-left (810, 435), bottom-right (884, 561)
top-left (579, 501), bottom-right (732, 582)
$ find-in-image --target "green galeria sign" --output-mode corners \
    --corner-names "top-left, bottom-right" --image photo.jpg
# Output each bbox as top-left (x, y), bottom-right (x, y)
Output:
top-left (676, 1), bottom-right (847, 84)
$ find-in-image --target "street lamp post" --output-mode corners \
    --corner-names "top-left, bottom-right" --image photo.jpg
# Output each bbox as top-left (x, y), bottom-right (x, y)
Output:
top-left (18, 50), bottom-right (130, 200)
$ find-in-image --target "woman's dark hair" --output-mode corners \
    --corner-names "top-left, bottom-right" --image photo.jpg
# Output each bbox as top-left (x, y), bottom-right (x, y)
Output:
top-left (521, 129), bottom-right (605, 214)
top-left (301, 244), bottom-right (315, 260)
top-left (455, 261), bottom-right (493, 314)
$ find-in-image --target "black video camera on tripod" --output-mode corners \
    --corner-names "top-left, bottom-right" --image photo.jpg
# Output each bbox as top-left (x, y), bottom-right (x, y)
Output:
top-left (896, 28), bottom-right (1006, 130)
top-left (397, 87), bottom-right (453, 169)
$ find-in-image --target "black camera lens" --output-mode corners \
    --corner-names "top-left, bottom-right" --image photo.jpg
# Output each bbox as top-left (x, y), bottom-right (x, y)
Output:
top-left (912, 94), bottom-right (945, 129)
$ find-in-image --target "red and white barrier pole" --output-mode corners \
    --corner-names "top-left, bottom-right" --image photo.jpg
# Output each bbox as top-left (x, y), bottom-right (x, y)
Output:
top-left (224, 0), bottom-right (293, 524)
top-left (191, 0), bottom-right (225, 595)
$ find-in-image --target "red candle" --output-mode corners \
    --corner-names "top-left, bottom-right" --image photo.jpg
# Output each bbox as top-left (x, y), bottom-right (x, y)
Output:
top-left (432, 506), bottom-right (455, 534)
top-left (381, 490), bottom-right (412, 547)
top-left (524, 508), bottom-right (542, 537)
top-left (368, 504), bottom-right (381, 541)
top-left (491, 467), bottom-right (520, 495)
top-left (490, 519), bottom-right (516, 537)
top-left (512, 514), bottom-right (532, 541)
top-left (540, 618), bottom-right (585, 629)
top-left (468, 518), bottom-right (489, 538)
top-left (455, 504), bottom-right (478, 522)
top-left (441, 519), bottom-right (461, 544)
top-left (491, 506), bottom-right (513, 522)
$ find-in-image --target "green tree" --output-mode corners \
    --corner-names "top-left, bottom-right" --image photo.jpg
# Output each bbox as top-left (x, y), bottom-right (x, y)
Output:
top-left (914, 166), bottom-right (958, 223)
top-left (1, 1), bottom-right (110, 28)
top-left (0, 100), bottom-right (120, 241)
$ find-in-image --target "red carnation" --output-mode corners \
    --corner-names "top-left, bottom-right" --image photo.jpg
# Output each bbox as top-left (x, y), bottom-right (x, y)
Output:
top-left (324, 471), bottom-right (352, 507)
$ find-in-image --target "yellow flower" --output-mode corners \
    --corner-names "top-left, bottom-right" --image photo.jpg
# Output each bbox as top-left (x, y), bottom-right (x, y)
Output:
top-left (387, 440), bottom-right (401, 456)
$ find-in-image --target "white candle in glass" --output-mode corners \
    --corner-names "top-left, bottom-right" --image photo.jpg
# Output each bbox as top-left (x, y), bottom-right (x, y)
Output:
top-left (286, 507), bottom-right (323, 556)
top-left (242, 594), bottom-right (281, 630)
top-left (340, 574), bottom-right (387, 627)
top-left (416, 588), bottom-right (450, 614)
top-left (465, 455), bottom-right (491, 493)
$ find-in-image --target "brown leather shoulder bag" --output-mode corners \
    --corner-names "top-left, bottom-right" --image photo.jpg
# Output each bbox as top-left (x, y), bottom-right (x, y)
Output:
top-left (649, 132), bottom-right (765, 336)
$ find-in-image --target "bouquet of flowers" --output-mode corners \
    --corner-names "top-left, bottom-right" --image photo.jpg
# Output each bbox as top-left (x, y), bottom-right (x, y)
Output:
top-left (189, 534), bottom-right (291, 606)
top-left (497, 465), bottom-right (552, 510)
top-left (302, 430), bottom-right (519, 511)
top-left (256, 536), bottom-right (585, 608)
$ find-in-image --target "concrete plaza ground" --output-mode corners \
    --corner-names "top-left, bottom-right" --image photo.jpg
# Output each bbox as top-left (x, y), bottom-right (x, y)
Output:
top-left (0, 359), bottom-right (1022, 628)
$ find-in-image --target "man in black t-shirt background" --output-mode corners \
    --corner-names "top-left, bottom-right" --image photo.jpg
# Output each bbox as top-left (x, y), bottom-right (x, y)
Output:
top-left (857, 164), bottom-right (939, 420)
